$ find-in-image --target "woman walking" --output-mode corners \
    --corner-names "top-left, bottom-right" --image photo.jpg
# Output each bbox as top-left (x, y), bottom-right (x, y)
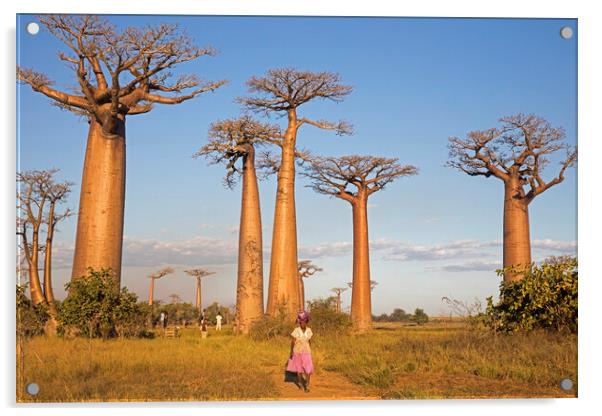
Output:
top-left (286, 311), bottom-right (314, 392)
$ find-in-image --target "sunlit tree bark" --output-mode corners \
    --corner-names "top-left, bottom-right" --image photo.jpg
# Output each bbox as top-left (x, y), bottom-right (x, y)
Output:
top-left (17, 15), bottom-right (225, 285)
top-left (195, 116), bottom-right (281, 334)
top-left (447, 114), bottom-right (577, 281)
top-left (239, 68), bottom-right (352, 319)
top-left (304, 155), bottom-right (417, 332)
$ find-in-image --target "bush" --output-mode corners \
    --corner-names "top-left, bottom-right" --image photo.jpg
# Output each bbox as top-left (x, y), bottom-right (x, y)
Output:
top-left (307, 297), bottom-right (352, 334)
top-left (486, 256), bottom-right (577, 333)
top-left (16, 284), bottom-right (49, 337)
top-left (249, 311), bottom-right (292, 341)
top-left (411, 308), bottom-right (429, 325)
top-left (59, 268), bottom-right (150, 338)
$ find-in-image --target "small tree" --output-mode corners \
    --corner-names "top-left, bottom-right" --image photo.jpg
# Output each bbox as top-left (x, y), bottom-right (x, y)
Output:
top-left (184, 268), bottom-right (215, 313)
top-left (297, 260), bottom-right (323, 310)
top-left (448, 114), bottom-right (576, 281)
top-left (147, 266), bottom-right (174, 306)
top-left (330, 287), bottom-right (348, 313)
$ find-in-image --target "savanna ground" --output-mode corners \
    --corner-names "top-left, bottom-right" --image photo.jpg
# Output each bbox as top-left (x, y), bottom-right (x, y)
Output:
top-left (17, 320), bottom-right (577, 402)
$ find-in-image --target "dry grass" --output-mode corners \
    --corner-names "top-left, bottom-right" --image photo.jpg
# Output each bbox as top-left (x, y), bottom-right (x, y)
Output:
top-left (18, 322), bottom-right (577, 402)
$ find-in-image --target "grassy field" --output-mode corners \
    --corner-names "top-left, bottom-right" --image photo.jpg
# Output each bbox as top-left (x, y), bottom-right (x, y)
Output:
top-left (17, 321), bottom-right (577, 402)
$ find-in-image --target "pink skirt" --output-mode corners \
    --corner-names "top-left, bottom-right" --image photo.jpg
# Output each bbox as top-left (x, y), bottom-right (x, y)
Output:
top-left (286, 352), bottom-right (314, 374)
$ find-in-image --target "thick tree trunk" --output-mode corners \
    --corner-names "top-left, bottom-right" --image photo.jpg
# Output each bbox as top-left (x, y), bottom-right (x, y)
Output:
top-left (196, 277), bottom-right (202, 312)
top-left (266, 110), bottom-right (301, 319)
top-left (71, 118), bottom-right (126, 285)
top-left (503, 180), bottom-right (532, 282)
top-left (235, 150), bottom-right (264, 334)
top-left (148, 278), bottom-right (155, 306)
top-left (350, 193), bottom-right (372, 331)
top-left (299, 278), bottom-right (305, 311)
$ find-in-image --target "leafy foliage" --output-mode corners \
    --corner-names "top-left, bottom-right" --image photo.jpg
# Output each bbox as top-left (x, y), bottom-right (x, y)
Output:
top-left (16, 284), bottom-right (49, 337)
top-left (59, 268), bottom-right (150, 338)
top-left (486, 256), bottom-right (578, 333)
top-left (306, 296), bottom-right (352, 334)
top-left (411, 308), bottom-right (429, 325)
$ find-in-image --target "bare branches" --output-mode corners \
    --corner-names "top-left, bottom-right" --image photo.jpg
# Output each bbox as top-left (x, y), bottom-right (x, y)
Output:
top-left (184, 268), bottom-right (215, 279)
top-left (302, 155), bottom-right (418, 203)
top-left (298, 260), bottom-right (323, 279)
top-left (19, 15), bottom-right (226, 133)
top-left (297, 118), bottom-right (354, 136)
top-left (194, 116), bottom-right (282, 188)
top-left (148, 266), bottom-right (175, 280)
top-left (238, 68), bottom-right (353, 114)
top-left (447, 113), bottom-right (577, 203)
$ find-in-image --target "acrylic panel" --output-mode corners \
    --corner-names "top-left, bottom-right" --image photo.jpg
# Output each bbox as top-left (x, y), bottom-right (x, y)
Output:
top-left (16, 14), bottom-right (577, 402)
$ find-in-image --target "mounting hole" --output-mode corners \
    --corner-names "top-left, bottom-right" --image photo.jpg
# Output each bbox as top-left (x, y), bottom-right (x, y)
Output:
top-left (26, 22), bottom-right (40, 35)
top-left (560, 26), bottom-right (573, 40)
top-left (26, 382), bottom-right (39, 395)
top-left (560, 378), bottom-right (573, 390)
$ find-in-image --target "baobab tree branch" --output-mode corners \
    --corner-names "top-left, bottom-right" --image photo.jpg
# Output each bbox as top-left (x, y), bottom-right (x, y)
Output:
top-left (297, 118), bottom-right (354, 136)
top-left (17, 67), bottom-right (90, 110)
top-left (143, 81), bottom-right (226, 104)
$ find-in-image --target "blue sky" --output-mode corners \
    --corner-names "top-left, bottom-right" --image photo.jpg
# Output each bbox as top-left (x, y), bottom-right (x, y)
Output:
top-left (16, 15), bottom-right (577, 315)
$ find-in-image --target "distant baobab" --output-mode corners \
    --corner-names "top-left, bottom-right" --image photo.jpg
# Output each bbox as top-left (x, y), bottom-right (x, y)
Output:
top-left (184, 268), bottom-right (216, 312)
top-left (447, 114), bottom-right (576, 281)
top-left (330, 287), bottom-right (348, 313)
top-left (17, 15), bottom-right (225, 285)
top-left (147, 267), bottom-right (174, 306)
top-left (239, 68), bottom-right (353, 319)
top-left (17, 169), bottom-right (72, 323)
top-left (297, 260), bottom-right (323, 311)
top-left (304, 155), bottom-right (418, 331)
top-left (195, 116), bottom-right (281, 334)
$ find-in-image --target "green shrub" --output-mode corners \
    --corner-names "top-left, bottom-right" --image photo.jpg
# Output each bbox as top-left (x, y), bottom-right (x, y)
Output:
top-left (307, 297), bottom-right (352, 334)
top-left (59, 268), bottom-right (149, 338)
top-left (249, 311), bottom-right (292, 341)
top-left (16, 284), bottom-right (49, 337)
top-left (411, 308), bottom-right (429, 325)
top-left (486, 256), bottom-right (577, 333)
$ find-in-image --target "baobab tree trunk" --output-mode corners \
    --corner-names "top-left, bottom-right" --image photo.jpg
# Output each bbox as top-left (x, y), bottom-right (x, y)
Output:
top-left (350, 193), bottom-right (372, 331)
top-left (299, 278), bottom-right (305, 311)
top-left (266, 110), bottom-right (301, 318)
top-left (71, 118), bottom-right (126, 285)
top-left (503, 180), bottom-right (532, 282)
top-left (236, 149), bottom-right (264, 334)
top-left (43, 203), bottom-right (58, 319)
top-left (196, 277), bottom-right (202, 312)
top-left (148, 278), bottom-right (155, 306)
top-left (28, 230), bottom-right (45, 306)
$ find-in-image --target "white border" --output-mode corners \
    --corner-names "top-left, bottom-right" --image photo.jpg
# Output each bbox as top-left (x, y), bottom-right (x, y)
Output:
top-left (2, 1), bottom-right (600, 415)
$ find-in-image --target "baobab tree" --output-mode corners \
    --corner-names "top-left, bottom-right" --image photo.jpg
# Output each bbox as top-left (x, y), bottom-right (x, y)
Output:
top-left (330, 287), bottom-right (348, 313)
top-left (239, 68), bottom-right (353, 319)
top-left (184, 268), bottom-right (215, 312)
top-left (194, 116), bottom-right (280, 333)
top-left (147, 267), bottom-right (174, 306)
top-left (304, 155), bottom-right (418, 331)
top-left (297, 260), bottom-right (323, 311)
top-left (17, 15), bottom-right (225, 285)
top-left (17, 169), bottom-right (72, 318)
top-left (347, 280), bottom-right (378, 292)
top-left (447, 114), bottom-right (577, 281)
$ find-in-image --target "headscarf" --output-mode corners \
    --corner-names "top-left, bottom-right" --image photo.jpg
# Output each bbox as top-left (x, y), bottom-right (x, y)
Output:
top-left (296, 310), bottom-right (310, 323)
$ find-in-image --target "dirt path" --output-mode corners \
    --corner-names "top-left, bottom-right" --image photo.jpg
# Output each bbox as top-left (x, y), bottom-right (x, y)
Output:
top-left (269, 366), bottom-right (379, 401)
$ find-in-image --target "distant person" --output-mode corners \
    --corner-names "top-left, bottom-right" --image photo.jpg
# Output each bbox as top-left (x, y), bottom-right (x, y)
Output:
top-left (286, 310), bottom-right (313, 392)
top-left (215, 312), bottom-right (223, 331)
top-left (159, 311), bottom-right (168, 329)
top-left (200, 317), bottom-right (208, 339)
